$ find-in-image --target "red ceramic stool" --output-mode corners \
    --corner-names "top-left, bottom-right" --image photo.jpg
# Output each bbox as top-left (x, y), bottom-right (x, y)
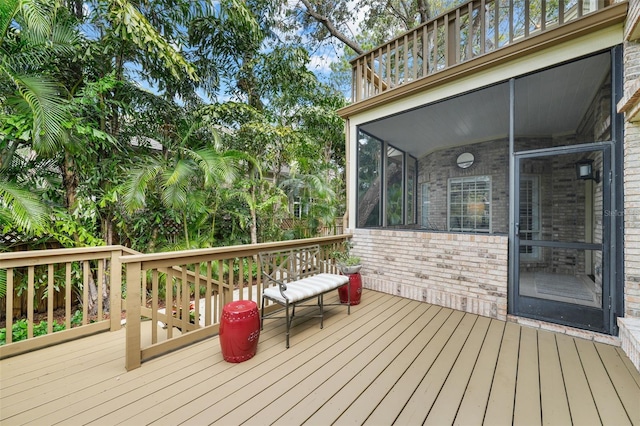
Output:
top-left (338, 272), bottom-right (362, 305)
top-left (220, 300), bottom-right (260, 362)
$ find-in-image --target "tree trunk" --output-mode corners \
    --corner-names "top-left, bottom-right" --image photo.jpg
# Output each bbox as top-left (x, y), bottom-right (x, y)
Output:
top-left (86, 267), bottom-right (99, 317)
top-left (417, 0), bottom-right (431, 23)
top-left (250, 184), bottom-right (258, 245)
top-left (357, 163), bottom-right (401, 227)
top-left (62, 151), bottom-right (78, 211)
top-left (299, 0), bottom-right (364, 55)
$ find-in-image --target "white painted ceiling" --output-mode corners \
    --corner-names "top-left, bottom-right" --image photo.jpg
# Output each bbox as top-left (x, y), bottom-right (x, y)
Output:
top-left (358, 52), bottom-right (611, 158)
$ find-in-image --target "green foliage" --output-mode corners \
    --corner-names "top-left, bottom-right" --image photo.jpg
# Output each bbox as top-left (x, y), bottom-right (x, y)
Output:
top-left (107, 0), bottom-right (198, 81)
top-left (0, 310), bottom-right (83, 345)
top-left (331, 240), bottom-right (360, 266)
top-left (0, 269), bottom-right (6, 298)
top-left (0, 178), bottom-right (49, 234)
top-left (1, 0), bottom-right (348, 252)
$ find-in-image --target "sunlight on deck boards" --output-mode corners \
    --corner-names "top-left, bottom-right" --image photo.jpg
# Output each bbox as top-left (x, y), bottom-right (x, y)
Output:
top-left (1, 290), bottom-right (639, 425)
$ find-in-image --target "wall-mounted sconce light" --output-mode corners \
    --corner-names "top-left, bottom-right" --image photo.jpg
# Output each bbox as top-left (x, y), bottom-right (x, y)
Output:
top-left (575, 158), bottom-right (600, 183)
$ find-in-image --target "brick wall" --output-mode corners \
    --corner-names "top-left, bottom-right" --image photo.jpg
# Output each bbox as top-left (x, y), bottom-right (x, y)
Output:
top-left (417, 139), bottom-right (603, 277)
top-left (349, 228), bottom-right (509, 320)
top-left (417, 139), bottom-right (510, 234)
top-left (624, 38), bottom-right (640, 318)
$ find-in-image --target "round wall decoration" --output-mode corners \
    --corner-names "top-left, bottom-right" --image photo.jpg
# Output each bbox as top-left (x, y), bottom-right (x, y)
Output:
top-left (456, 152), bottom-right (475, 169)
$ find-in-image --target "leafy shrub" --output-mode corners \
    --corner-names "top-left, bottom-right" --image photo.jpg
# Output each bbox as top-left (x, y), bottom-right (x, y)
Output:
top-left (0, 310), bottom-right (83, 345)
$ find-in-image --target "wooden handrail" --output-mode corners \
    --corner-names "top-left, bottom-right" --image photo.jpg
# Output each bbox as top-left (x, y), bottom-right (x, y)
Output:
top-left (0, 247), bottom-right (127, 358)
top-left (0, 236), bottom-right (352, 368)
top-left (121, 235), bottom-right (352, 370)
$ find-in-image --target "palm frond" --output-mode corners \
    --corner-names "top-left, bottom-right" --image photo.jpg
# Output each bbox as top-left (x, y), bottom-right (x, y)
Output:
top-left (186, 147), bottom-right (241, 187)
top-left (6, 71), bottom-right (69, 155)
top-left (16, 0), bottom-right (52, 39)
top-left (161, 179), bottom-right (188, 210)
top-left (0, 178), bottom-right (48, 232)
top-left (0, 0), bottom-right (20, 45)
top-left (122, 162), bottom-right (163, 211)
top-left (163, 158), bottom-right (195, 187)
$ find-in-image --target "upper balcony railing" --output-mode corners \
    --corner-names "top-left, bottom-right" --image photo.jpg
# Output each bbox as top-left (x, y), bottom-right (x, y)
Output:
top-left (351, 0), bottom-right (613, 102)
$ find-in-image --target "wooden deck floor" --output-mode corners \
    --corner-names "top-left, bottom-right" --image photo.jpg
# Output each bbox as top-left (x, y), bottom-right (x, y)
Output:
top-left (1, 290), bottom-right (639, 425)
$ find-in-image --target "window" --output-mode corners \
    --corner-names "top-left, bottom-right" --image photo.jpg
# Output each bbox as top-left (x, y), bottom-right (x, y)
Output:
top-left (406, 159), bottom-right (416, 224)
top-left (448, 176), bottom-right (491, 232)
top-left (293, 197), bottom-right (313, 218)
top-left (357, 131), bottom-right (416, 228)
top-left (357, 133), bottom-right (382, 227)
top-left (519, 175), bottom-right (541, 260)
top-left (386, 146), bottom-right (404, 226)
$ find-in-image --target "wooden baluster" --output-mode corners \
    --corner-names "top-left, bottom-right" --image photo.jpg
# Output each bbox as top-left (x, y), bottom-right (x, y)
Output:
top-left (181, 265), bottom-right (188, 332)
top-left (223, 259), bottom-right (231, 304)
top-left (83, 260), bottom-right (89, 325)
top-left (423, 25), bottom-right (429, 76)
top-left (65, 262), bottom-right (71, 329)
top-left (97, 259), bottom-right (104, 321)
top-left (403, 34), bottom-right (408, 83)
top-left (6, 268), bottom-right (13, 344)
top-left (27, 266), bottom-right (34, 339)
top-left (151, 269), bottom-right (159, 344)
top-left (47, 264), bottom-right (54, 334)
top-left (370, 51), bottom-right (375, 94)
top-left (165, 269), bottom-right (173, 339)
top-left (194, 264), bottom-right (200, 327)
top-left (394, 39), bottom-right (400, 86)
top-left (386, 43), bottom-right (391, 87)
top-left (357, 58), bottom-right (364, 101)
top-left (433, 20), bottom-right (439, 71)
top-left (412, 30), bottom-right (418, 80)
top-left (468, 2), bottom-right (474, 60)
top-left (578, 0), bottom-right (583, 18)
top-left (206, 261), bottom-right (212, 326)
top-left (377, 48), bottom-right (384, 92)
top-left (247, 256), bottom-right (253, 303)
top-left (445, 13), bottom-right (453, 66)
top-left (480, 0), bottom-right (486, 55)
top-left (495, 0), bottom-right (500, 50)
top-left (351, 66), bottom-right (356, 101)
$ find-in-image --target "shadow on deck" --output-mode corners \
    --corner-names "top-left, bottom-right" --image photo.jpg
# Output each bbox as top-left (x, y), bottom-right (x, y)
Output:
top-left (1, 290), bottom-right (639, 425)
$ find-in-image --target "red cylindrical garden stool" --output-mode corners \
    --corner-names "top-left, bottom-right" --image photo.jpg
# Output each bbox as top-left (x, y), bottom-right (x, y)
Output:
top-left (219, 300), bottom-right (260, 363)
top-left (338, 272), bottom-right (362, 305)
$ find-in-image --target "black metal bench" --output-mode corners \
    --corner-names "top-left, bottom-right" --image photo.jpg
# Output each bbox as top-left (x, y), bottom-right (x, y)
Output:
top-left (259, 245), bottom-right (350, 348)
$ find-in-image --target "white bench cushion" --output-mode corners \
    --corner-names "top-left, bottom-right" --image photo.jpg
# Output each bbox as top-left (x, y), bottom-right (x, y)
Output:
top-left (263, 273), bottom-right (349, 304)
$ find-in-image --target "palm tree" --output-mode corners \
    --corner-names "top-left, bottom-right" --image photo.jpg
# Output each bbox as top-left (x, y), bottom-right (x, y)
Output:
top-left (279, 163), bottom-right (339, 236)
top-left (122, 121), bottom-right (247, 248)
top-left (0, 0), bottom-right (77, 156)
top-left (0, 0), bottom-right (74, 243)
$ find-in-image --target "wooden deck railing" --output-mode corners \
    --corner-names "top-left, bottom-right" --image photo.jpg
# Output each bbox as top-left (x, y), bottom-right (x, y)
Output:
top-left (0, 246), bottom-right (133, 358)
top-left (118, 235), bottom-right (349, 370)
top-left (0, 236), bottom-right (350, 367)
top-left (351, 0), bottom-right (612, 102)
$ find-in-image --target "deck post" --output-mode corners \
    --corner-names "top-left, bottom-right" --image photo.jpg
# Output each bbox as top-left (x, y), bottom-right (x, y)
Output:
top-left (125, 261), bottom-right (142, 371)
top-left (110, 249), bottom-right (123, 332)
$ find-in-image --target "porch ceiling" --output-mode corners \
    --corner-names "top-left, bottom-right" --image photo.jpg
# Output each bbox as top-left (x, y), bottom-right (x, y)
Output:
top-left (359, 53), bottom-right (611, 158)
